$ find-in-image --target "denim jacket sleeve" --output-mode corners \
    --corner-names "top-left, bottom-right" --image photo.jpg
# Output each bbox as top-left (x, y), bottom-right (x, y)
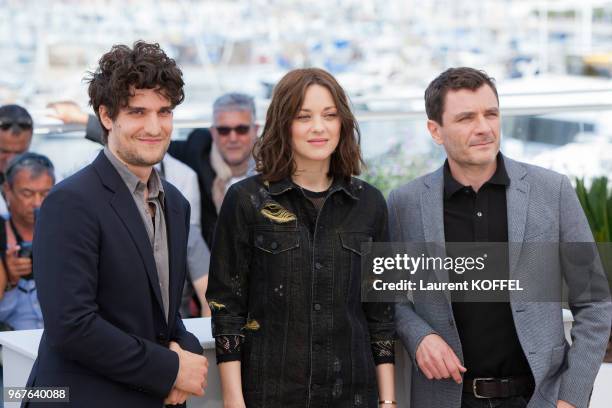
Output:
top-left (362, 189), bottom-right (396, 364)
top-left (206, 184), bottom-right (251, 362)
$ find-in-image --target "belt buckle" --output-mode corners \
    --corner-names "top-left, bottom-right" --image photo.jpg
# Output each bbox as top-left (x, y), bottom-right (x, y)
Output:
top-left (472, 377), bottom-right (495, 399)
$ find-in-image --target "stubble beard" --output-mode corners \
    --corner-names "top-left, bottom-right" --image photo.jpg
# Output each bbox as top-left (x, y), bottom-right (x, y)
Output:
top-left (114, 138), bottom-right (169, 169)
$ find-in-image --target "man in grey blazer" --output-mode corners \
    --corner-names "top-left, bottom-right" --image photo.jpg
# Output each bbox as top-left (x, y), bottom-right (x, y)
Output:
top-left (389, 67), bottom-right (611, 408)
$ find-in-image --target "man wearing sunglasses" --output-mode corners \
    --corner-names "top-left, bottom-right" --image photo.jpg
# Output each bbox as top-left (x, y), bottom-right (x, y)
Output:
top-left (49, 92), bottom-right (258, 248)
top-left (0, 105), bottom-right (34, 218)
top-left (168, 92), bottom-right (259, 246)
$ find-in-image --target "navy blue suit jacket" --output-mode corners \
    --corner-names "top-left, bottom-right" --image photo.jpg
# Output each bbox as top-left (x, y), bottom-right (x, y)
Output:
top-left (25, 152), bottom-right (203, 407)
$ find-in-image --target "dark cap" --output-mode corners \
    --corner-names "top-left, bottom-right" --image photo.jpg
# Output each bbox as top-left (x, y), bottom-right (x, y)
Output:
top-left (0, 104), bottom-right (33, 133)
top-left (0, 104), bottom-right (32, 121)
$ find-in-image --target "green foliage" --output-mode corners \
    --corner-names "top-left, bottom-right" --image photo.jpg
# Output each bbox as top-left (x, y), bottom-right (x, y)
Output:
top-left (361, 142), bottom-right (441, 197)
top-left (575, 177), bottom-right (611, 242)
top-left (576, 178), bottom-right (612, 343)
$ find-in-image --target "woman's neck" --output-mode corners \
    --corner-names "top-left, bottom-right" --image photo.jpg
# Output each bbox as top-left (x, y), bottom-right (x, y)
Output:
top-left (292, 159), bottom-right (332, 192)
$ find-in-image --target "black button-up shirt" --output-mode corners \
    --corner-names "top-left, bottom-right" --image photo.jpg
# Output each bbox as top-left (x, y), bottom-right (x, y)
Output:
top-left (443, 154), bottom-right (531, 379)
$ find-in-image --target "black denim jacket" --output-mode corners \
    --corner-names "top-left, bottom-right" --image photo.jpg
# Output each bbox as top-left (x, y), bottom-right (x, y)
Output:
top-left (207, 175), bottom-right (395, 408)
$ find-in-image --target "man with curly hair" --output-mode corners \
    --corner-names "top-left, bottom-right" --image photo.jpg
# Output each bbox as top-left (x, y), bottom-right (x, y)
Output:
top-left (25, 41), bottom-right (208, 407)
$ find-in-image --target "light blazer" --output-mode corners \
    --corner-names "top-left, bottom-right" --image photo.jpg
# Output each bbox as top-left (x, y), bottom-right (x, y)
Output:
top-left (389, 154), bottom-right (611, 408)
top-left (25, 152), bottom-right (203, 407)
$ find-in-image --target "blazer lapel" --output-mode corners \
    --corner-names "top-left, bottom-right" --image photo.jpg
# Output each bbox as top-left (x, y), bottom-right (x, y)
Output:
top-left (504, 156), bottom-right (530, 284)
top-left (421, 167), bottom-right (451, 302)
top-left (163, 186), bottom-right (184, 328)
top-left (93, 152), bottom-right (166, 321)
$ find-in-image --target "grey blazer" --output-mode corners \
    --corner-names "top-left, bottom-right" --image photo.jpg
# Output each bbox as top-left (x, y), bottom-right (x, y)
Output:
top-left (389, 155), bottom-right (612, 408)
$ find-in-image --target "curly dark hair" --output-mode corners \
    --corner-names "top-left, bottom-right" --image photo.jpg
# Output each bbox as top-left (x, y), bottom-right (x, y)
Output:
top-left (86, 40), bottom-right (184, 142)
top-left (425, 67), bottom-right (498, 125)
top-left (254, 68), bottom-right (363, 182)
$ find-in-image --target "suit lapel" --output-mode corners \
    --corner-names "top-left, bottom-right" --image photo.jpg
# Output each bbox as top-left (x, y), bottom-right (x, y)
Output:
top-left (163, 184), bottom-right (184, 328)
top-left (93, 152), bottom-right (167, 321)
top-left (421, 168), bottom-right (451, 302)
top-left (504, 156), bottom-right (530, 282)
top-left (421, 168), bottom-right (446, 243)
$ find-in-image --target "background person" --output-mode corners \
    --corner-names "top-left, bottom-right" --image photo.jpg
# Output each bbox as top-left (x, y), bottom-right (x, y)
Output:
top-left (0, 104), bottom-right (34, 218)
top-left (167, 92), bottom-right (259, 246)
top-left (161, 153), bottom-right (212, 317)
top-left (0, 152), bottom-right (54, 330)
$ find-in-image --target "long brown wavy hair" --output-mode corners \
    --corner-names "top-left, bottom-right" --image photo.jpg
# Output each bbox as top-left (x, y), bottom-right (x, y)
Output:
top-left (254, 68), bottom-right (363, 182)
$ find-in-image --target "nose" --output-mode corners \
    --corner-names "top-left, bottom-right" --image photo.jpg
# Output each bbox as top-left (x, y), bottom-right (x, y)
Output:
top-left (227, 130), bottom-right (240, 142)
top-left (33, 194), bottom-right (45, 208)
top-left (475, 114), bottom-right (492, 134)
top-left (312, 115), bottom-right (325, 133)
top-left (143, 113), bottom-right (162, 136)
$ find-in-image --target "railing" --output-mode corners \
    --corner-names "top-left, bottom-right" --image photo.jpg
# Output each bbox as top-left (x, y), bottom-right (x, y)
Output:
top-left (31, 86), bottom-right (612, 135)
top-left (28, 88), bottom-right (612, 197)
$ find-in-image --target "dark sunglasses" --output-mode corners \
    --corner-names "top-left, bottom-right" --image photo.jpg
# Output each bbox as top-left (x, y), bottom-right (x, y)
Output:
top-left (214, 124), bottom-right (251, 136)
top-left (0, 119), bottom-right (33, 131)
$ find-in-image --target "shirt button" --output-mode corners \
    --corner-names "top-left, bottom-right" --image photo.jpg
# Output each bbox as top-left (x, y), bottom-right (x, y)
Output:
top-left (315, 262), bottom-right (323, 269)
top-left (270, 242), bottom-right (278, 250)
top-left (313, 303), bottom-right (321, 311)
top-left (476, 211), bottom-right (483, 217)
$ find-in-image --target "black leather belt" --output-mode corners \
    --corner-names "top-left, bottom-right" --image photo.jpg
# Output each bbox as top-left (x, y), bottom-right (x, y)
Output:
top-left (463, 376), bottom-right (534, 399)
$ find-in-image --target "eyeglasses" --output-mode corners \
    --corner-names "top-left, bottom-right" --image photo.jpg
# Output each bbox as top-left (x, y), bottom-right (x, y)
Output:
top-left (214, 124), bottom-right (252, 136)
top-left (0, 118), bottom-right (33, 131)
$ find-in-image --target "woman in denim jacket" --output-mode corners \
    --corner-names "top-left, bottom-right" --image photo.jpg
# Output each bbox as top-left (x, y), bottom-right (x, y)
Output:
top-left (207, 68), bottom-right (396, 408)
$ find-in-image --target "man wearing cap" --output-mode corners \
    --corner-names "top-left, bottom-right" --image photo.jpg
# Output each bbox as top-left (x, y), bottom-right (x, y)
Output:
top-left (0, 104), bottom-right (34, 218)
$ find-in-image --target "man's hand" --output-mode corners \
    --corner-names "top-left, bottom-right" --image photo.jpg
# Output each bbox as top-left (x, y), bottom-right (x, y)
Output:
top-left (170, 341), bottom-right (209, 397)
top-left (416, 334), bottom-right (466, 383)
top-left (5, 246), bottom-right (32, 285)
top-left (164, 387), bottom-right (189, 405)
top-left (557, 400), bottom-right (575, 408)
top-left (46, 101), bottom-right (89, 125)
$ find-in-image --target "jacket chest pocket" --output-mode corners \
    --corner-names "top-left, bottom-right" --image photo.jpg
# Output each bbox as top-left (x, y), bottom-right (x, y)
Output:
top-left (253, 229), bottom-right (300, 255)
top-left (339, 232), bottom-right (373, 298)
top-left (252, 229), bottom-right (301, 303)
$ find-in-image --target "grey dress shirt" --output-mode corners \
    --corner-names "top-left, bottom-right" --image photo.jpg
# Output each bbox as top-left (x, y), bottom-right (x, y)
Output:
top-left (104, 147), bottom-right (170, 320)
